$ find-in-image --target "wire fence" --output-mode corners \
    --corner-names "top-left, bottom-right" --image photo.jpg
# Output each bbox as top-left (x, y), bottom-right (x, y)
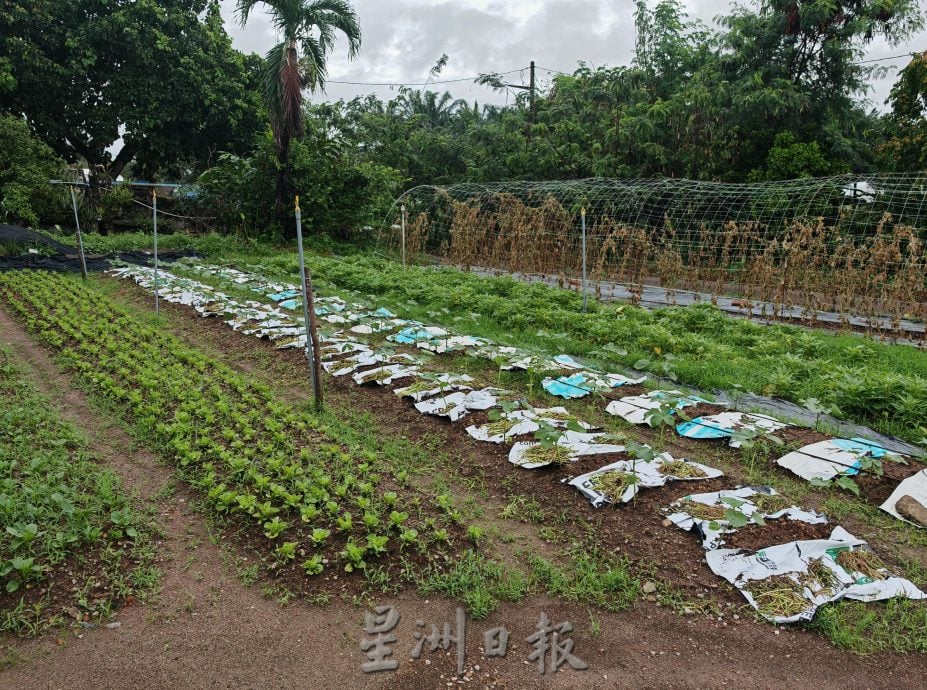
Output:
top-left (379, 174), bottom-right (927, 339)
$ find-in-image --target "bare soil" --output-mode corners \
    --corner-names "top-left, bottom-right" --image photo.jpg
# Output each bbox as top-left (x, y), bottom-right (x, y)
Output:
top-left (724, 520), bottom-right (835, 552)
top-left (3, 288), bottom-right (927, 689)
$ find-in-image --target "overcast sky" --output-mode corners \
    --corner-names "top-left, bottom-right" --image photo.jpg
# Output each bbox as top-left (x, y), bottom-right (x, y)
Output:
top-left (219, 0), bottom-right (927, 111)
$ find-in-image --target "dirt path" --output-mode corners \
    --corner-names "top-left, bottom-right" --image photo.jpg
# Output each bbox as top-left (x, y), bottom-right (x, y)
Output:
top-left (1, 301), bottom-right (926, 689)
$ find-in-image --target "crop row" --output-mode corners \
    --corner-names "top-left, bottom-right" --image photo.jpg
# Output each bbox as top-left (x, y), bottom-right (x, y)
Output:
top-left (259, 253), bottom-right (927, 444)
top-left (0, 345), bottom-right (151, 632)
top-left (0, 270), bottom-right (452, 578)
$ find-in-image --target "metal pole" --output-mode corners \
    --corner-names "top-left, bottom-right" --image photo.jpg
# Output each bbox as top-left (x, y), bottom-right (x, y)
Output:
top-left (400, 204), bottom-right (407, 268)
top-left (529, 60), bottom-right (536, 132)
top-left (295, 196), bottom-right (323, 408)
top-left (581, 206), bottom-right (588, 312)
top-left (69, 187), bottom-right (88, 279)
top-left (152, 190), bottom-right (159, 315)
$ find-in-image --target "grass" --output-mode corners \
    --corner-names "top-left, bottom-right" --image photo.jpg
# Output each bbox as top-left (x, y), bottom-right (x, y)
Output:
top-left (0, 346), bottom-right (156, 634)
top-left (527, 546), bottom-right (642, 612)
top-left (812, 598), bottom-right (927, 653)
top-left (414, 550), bottom-right (529, 619)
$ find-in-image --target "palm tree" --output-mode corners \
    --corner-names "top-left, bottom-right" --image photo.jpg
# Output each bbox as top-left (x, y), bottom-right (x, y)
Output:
top-left (392, 88), bottom-right (468, 127)
top-left (236, 0), bottom-right (361, 233)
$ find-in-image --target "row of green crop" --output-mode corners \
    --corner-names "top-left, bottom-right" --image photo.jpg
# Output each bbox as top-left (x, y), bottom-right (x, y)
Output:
top-left (0, 345), bottom-right (152, 631)
top-left (0, 270), bottom-right (455, 578)
top-left (247, 253), bottom-right (927, 444)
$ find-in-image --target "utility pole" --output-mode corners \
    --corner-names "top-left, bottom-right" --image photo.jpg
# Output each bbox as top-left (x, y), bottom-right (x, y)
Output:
top-left (487, 61), bottom-right (536, 142)
top-left (529, 60), bottom-right (536, 130)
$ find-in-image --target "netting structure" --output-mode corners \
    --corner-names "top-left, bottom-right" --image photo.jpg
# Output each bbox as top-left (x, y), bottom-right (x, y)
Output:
top-left (379, 174), bottom-right (927, 339)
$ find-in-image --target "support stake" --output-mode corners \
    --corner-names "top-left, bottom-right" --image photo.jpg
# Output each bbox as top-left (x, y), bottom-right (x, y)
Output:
top-left (69, 187), bottom-right (88, 279)
top-left (295, 196), bottom-right (324, 408)
top-left (581, 206), bottom-right (588, 312)
top-left (152, 190), bottom-right (159, 315)
top-left (400, 204), bottom-right (407, 268)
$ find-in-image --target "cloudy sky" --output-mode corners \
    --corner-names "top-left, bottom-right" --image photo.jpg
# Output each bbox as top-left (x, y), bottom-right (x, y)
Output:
top-left (219, 0), bottom-right (927, 111)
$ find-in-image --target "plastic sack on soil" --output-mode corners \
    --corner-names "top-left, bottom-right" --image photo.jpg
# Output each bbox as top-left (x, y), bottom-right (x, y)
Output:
top-left (352, 364), bottom-right (420, 386)
top-left (568, 453), bottom-right (723, 505)
top-left (413, 387), bottom-right (508, 422)
top-left (776, 437), bottom-right (896, 481)
top-left (414, 391), bottom-right (470, 421)
top-left (390, 325), bottom-right (448, 344)
top-left (605, 390), bottom-right (708, 425)
top-left (507, 431), bottom-right (627, 470)
top-left (466, 407), bottom-right (596, 444)
top-left (268, 289), bottom-right (300, 301)
top-left (666, 486), bottom-right (827, 550)
top-left (275, 334), bottom-right (307, 350)
top-left (675, 411), bottom-right (788, 445)
top-left (706, 526), bottom-right (925, 624)
top-left (542, 372), bottom-right (646, 399)
top-left (466, 410), bottom-right (542, 443)
top-left (394, 374), bottom-right (474, 402)
top-left (416, 335), bottom-right (486, 354)
top-left (880, 470), bottom-right (927, 527)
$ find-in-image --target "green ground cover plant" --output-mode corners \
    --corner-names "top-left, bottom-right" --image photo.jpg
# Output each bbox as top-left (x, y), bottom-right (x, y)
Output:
top-left (0, 347), bottom-right (154, 634)
top-left (0, 270), bottom-right (464, 589)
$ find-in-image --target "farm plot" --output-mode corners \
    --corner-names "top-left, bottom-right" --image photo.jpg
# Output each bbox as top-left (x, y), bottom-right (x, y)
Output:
top-left (104, 258), bottom-right (927, 647)
top-left (0, 346), bottom-right (154, 635)
top-left (0, 270), bottom-right (487, 599)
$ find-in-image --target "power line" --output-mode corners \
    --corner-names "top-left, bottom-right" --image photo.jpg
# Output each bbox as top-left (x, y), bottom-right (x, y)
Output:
top-left (534, 51), bottom-right (923, 77)
top-left (857, 52), bottom-right (921, 64)
top-left (327, 68), bottom-right (525, 88)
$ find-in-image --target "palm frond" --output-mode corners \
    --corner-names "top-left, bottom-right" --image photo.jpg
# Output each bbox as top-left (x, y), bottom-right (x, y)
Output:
top-left (262, 42), bottom-right (287, 129)
top-left (304, 0), bottom-right (362, 58)
top-left (235, 0), bottom-right (261, 28)
top-left (300, 34), bottom-right (328, 91)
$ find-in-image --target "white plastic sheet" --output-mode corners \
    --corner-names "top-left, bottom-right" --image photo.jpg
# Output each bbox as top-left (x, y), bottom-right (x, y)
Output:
top-left (880, 469), bottom-right (927, 527)
top-left (569, 454), bottom-right (723, 506)
top-left (666, 486), bottom-right (827, 550)
top-left (706, 526), bottom-right (925, 624)
top-left (605, 390), bottom-right (709, 425)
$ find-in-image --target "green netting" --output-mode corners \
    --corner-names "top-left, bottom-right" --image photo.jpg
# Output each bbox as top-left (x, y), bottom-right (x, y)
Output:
top-left (379, 175), bottom-right (927, 336)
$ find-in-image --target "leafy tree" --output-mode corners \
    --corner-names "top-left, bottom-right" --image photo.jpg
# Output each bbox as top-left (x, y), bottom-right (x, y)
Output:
top-left (719, 0), bottom-right (924, 176)
top-left (880, 51), bottom-right (927, 170)
top-left (748, 132), bottom-right (844, 180)
top-left (193, 106), bottom-right (402, 238)
top-left (235, 0), bottom-right (361, 234)
top-left (0, 0), bottom-right (265, 220)
top-left (0, 114), bottom-right (62, 226)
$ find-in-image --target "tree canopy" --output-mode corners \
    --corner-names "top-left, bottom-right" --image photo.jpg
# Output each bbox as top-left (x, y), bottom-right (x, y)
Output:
top-left (0, 0), bottom-right (265, 184)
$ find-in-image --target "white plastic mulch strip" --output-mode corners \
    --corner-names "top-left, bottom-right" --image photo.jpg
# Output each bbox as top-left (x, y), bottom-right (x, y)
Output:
top-left (776, 438), bottom-right (899, 482)
top-left (665, 486), bottom-right (827, 550)
top-left (706, 526), bottom-right (925, 624)
top-left (542, 371), bottom-right (646, 399)
top-left (605, 390), bottom-right (711, 425)
top-left (568, 453), bottom-right (723, 506)
top-left (880, 470), bottom-right (927, 528)
top-left (675, 411), bottom-right (789, 446)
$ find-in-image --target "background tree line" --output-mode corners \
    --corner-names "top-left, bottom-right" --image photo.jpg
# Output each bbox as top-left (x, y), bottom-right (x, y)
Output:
top-left (1, 0), bottom-right (926, 238)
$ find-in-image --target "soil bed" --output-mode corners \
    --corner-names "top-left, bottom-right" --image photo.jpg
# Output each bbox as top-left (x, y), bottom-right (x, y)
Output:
top-left (723, 519), bottom-right (835, 552)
